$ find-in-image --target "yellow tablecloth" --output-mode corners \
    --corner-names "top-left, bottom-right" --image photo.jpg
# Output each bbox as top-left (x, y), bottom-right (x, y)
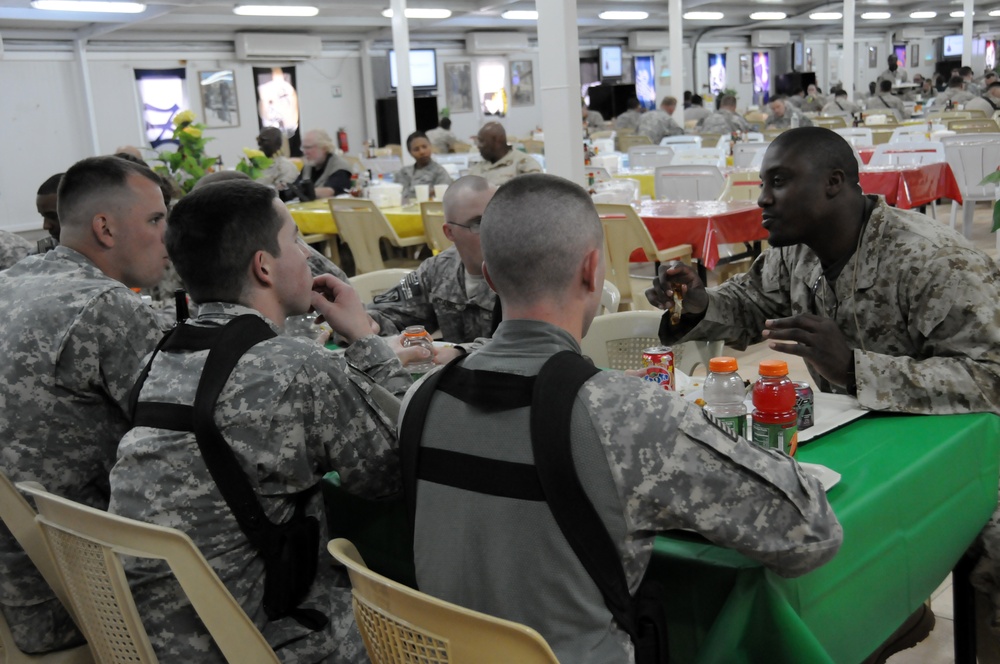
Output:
top-left (612, 170), bottom-right (655, 198)
top-left (287, 199), bottom-right (425, 238)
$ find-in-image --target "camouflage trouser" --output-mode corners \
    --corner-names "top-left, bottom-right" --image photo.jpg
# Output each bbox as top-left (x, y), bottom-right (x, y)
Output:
top-left (971, 490), bottom-right (1000, 638)
top-left (0, 599), bottom-right (85, 655)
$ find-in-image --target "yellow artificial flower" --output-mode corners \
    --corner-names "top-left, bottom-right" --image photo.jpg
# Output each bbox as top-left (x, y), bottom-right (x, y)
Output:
top-left (172, 110), bottom-right (196, 127)
top-left (243, 148), bottom-right (266, 159)
top-left (181, 126), bottom-right (202, 138)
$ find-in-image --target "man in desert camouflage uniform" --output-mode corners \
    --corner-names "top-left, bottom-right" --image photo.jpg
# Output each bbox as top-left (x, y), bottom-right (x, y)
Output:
top-left (648, 126), bottom-right (1000, 657)
top-left (400, 173), bottom-right (843, 663)
top-left (0, 230), bottom-right (32, 270)
top-left (0, 156), bottom-right (168, 654)
top-left (367, 175), bottom-right (497, 345)
top-left (109, 179), bottom-right (410, 663)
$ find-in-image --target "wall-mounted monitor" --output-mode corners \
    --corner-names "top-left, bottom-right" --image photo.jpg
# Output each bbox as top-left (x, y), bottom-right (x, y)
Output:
top-left (943, 35), bottom-right (963, 58)
top-left (600, 45), bottom-right (623, 79)
top-left (390, 49), bottom-right (438, 89)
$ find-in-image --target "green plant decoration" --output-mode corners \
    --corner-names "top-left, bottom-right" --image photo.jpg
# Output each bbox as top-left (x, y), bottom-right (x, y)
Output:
top-left (153, 110), bottom-right (219, 195)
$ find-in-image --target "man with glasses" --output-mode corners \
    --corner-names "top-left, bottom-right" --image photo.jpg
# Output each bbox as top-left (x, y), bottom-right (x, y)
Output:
top-left (292, 129), bottom-right (353, 199)
top-left (368, 175), bottom-right (497, 346)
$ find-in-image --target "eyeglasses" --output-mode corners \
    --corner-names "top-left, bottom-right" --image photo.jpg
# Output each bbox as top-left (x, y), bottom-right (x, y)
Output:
top-left (446, 215), bottom-right (482, 233)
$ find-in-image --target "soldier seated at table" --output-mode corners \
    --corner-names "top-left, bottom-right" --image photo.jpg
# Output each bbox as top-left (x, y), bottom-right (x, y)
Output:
top-left (395, 131), bottom-right (452, 202)
top-left (368, 175), bottom-right (497, 351)
top-left (109, 179), bottom-right (411, 663)
top-left (696, 94), bottom-right (750, 135)
top-left (399, 172), bottom-right (843, 664)
top-left (647, 126), bottom-right (1000, 656)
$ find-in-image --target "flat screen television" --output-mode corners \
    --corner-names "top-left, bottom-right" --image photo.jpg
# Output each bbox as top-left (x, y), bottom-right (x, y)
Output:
top-left (389, 49), bottom-right (438, 89)
top-left (600, 45), bottom-right (623, 79)
top-left (943, 35), bottom-right (963, 58)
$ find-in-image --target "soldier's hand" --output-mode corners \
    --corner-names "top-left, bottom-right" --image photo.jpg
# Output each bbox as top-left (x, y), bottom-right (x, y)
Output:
top-left (310, 274), bottom-right (373, 343)
top-left (762, 314), bottom-right (854, 387)
top-left (385, 334), bottom-right (435, 367)
top-left (645, 261), bottom-right (709, 316)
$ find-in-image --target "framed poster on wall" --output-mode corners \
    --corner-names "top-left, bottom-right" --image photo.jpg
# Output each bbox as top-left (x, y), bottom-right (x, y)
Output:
top-left (510, 60), bottom-right (534, 106)
top-left (740, 54), bottom-right (751, 84)
top-left (444, 62), bottom-right (474, 113)
top-left (199, 70), bottom-right (239, 128)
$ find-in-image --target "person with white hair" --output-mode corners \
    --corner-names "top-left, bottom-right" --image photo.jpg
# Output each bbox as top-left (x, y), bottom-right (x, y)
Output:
top-left (293, 128), bottom-right (353, 198)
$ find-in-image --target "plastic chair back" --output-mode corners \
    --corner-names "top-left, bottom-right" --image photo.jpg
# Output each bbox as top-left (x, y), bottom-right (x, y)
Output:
top-left (591, 179), bottom-right (638, 205)
top-left (888, 125), bottom-right (945, 143)
top-left (719, 168), bottom-right (763, 202)
top-left (600, 280), bottom-right (621, 315)
top-left (660, 135), bottom-right (702, 148)
top-left (617, 134), bottom-right (653, 152)
top-left (941, 133), bottom-right (1000, 237)
top-left (928, 111), bottom-right (973, 122)
top-left (813, 116), bottom-right (848, 129)
top-left (627, 145), bottom-right (674, 169)
top-left (948, 118), bottom-right (1000, 133)
top-left (833, 127), bottom-right (874, 147)
top-left (653, 165), bottom-right (726, 201)
top-left (329, 199), bottom-right (426, 274)
top-left (419, 202), bottom-right (452, 255)
top-left (586, 167), bottom-right (612, 183)
top-left (732, 142), bottom-right (770, 168)
top-left (868, 141), bottom-right (945, 166)
top-left (349, 268), bottom-right (415, 304)
top-left (19, 484), bottom-right (280, 664)
top-left (580, 311), bottom-right (724, 375)
top-left (328, 539), bottom-right (559, 664)
top-left (0, 474), bottom-right (93, 664)
top-left (668, 147), bottom-right (725, 167)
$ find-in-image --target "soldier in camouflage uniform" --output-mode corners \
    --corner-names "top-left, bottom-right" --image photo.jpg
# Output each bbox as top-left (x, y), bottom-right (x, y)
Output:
top-left (0, 156), bottom-right (168, 654)
top-left (696, 94), bottom-right (751, 135)
top-left (614, 97), bottom-right (644, 132)
top-left (637, 97), bottom-right (685, 144)
top-left (395, 131), bottom-right (453, 201)
top-left (110, 179), bottom-right (410, 663)
top-left (368, 175), bottom-right (497, 345)
top-left (402, 173), bottom-right (843, 664)
top-left (765, 97), bottom-right (814, 129)
top-left (0, 230), bottom-right (33, 270)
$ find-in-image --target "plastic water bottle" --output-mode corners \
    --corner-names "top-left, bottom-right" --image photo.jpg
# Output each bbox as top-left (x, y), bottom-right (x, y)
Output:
top-left (401, 325), bottom-right (435, 375)
top-left (751, 360), bottom-right (799, 455)
top-left (703, 356), bottom-right (747, 438)
top-left (790, 112), bottom-right (801, 129)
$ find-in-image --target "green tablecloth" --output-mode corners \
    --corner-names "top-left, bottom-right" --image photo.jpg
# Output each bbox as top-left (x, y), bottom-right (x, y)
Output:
top-left (651, 412), bottom-right (1000, 664)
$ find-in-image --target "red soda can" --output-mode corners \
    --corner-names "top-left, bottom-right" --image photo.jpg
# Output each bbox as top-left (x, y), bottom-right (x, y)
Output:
top-left (641, 346), bottom-right (675, 391)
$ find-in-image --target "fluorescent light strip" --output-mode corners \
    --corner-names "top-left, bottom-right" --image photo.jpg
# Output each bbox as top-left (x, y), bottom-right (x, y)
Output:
top-left (382, 8), bottom-right (452, 18)
top-left (909, 11), bottom-right (936, 18)
top-left (950, 10), bottom-right (971, 17)
top-left (234, 5), bottom-right (319, 16)
top-left (598, 10), bottom-right (649, 20)
top-left (31, 1), bottom-right (145, 12)
top-left (991, 9), bottom-right (1000, 16)
top-left (810, 11), bottom-right (842, 19)
top-left (502, 10), bottom-right (537, 19)
top-left (683, 11), bottom-right (723, 19)
top-left (860, 11), bottom-right (891, 19)
top-left (750, 11), bottom-right (786, 20)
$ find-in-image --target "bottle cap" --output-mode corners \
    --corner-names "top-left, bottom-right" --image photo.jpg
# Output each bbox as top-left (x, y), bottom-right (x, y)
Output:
top-left (709, 356), bottom-right (738, 372)
top-left (402, 325), bottom-right (428, 336)
top-left (758, 359), bottom-right (789, 376)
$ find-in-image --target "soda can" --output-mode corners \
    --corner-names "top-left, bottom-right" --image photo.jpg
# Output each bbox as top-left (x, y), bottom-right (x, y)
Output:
top-left (793, 381), bottom-right (814, 430)
top-left (641, 346), bottom-right (675, 391)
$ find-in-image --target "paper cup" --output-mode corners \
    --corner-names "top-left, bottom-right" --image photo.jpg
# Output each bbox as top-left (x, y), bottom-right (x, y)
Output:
top-left (434, 185), bottom-right (448, 200)
top-left (414, 185), bottom-right (430, 203)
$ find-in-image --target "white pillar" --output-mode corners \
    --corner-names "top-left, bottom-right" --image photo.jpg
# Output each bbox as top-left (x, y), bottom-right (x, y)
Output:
top-left (537, 0), bottom-right (584, 184)
top-left (360, 40), bottom-right (379, 154)
top-left (962, 0), bottom-right (974, 68)
top-left (842, 0), bottom-right (855, 98)
top-left (389, 0), bottom-right (416, 165)
top-left (669, 0), bottom-right (684, 126)
top-left (73, 39), bottom-right (100, 155)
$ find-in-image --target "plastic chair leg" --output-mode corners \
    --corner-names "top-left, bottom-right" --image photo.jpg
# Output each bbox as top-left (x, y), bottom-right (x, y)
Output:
top-left (963, 202), bottom-right (976, 239)
top-left (950, 200), bottom-right (959, 230)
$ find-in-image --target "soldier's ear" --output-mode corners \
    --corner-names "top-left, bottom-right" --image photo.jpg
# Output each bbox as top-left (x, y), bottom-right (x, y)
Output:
top-left (442, 223), bottom-right (456, 242)
top-left (92, 213), bottom-right (115, 249)
top-left (250, 249), bottom-right (275, 288)
top-left (826, 168), bottom-right (846, 197)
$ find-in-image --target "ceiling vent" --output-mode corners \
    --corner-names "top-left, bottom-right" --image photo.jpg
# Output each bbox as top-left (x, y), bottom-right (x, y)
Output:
top-left (465, 32), bottom-right (530, 54)
top-left (234, 33), bottom-right (322, 61)
top-left (629, 31), bottom-right (670, 51)
top-left (751, 30), bottom-right (791, 47)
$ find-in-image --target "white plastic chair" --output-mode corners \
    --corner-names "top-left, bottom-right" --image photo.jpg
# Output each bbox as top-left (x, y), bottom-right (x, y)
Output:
top-left (746, 131), bottom-right (766, 143)
top-left (600, 280), bottom-right (621, 315)
top-left (732, 142), bottom-right (770, 168)
top-left (941, 133), bottom-right (1000, 240)
top-left (888, 125), bottom-right (946, 144)
top-left (580, 311), bottom-right (724, 376)
top-left (868, 141), bottom-right (945, 166)
top-left (587, 167), bottom-right (613, 183)
top-left (659, 135), bottom-right (702, 149)
top-left (349, 268), bottom-right (414, 304)
top-left (653, 165), bottom-right (726, 201)
top-left (669, 147), bottom-right (726, 168)
top-left (718, 168), bottom-right (763, 203)
top-left (627, 145), bottom-right (675, 169)
top-left (329, 199), bottom-right (426, 274)
top-left (591, 179), bottom-right (639, 205)
top-left (834, 127), bottom-right (874, 148)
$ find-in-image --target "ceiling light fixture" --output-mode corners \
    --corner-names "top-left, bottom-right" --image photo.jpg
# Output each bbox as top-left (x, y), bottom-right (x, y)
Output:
top-left (382, 8), bottom-right (452, 18)
top-left (234, 5), bottom-right (319, 16)
top-left (991, 8), bottom-right (1000, 15)
top-left (683, 11), bottom-right (724, 19)
top-left (31, 1), bottom-right (146, 12)
top-left (809, 11), bottom-right (842, 19)
top-left (501, 10), bottom-right (537, 19)
top-left (909, 11), bottom-right (936, 18)
top-left (860, 11), bottom-right (891, 19)
top-left (949, 10), bottom-right (971, 17)
top-left (750, 11), bottom-right (787, 20)
top-left (598, 10), bottom-right (649, 20)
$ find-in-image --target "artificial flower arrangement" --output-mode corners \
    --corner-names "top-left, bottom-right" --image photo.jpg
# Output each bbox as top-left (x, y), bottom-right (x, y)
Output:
top-left (235, 148), bottom-right (274, 180)
top-left (153, 110), bottom-right (218, 195)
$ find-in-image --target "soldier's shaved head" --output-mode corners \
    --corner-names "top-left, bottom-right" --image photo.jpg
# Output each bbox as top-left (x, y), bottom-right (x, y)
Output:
top-left (768, 127), bottom-right (859, 185)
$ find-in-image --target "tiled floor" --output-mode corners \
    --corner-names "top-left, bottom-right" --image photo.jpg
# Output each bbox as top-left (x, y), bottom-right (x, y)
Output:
top-left (704, 201), bottom-right (998, 663)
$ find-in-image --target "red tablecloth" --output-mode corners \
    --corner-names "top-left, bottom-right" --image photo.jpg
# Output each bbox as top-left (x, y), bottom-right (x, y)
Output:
top-left (636, 200), bottom-right (767, 269)
top-left (859, 163), bottom-right (963, 209)
top-left (858, 148), bottom-right (875, 165)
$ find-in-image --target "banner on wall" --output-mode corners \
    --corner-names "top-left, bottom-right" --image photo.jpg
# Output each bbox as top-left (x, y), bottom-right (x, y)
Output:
top-left (708, 53), bottom-right (727, 95)
top-left (134, 68), bottom-right (187, 148)
top-left (253, 66), bottom-right (301, 156)
top-left (893, 45), bottom-right (907, 68)
top-left (634, 55), bottom-right (656, 110)
top-left (753, 52), bottom-right (770, 106)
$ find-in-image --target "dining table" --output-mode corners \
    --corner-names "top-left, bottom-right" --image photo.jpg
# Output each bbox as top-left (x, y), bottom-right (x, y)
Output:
top-left (286, 198), bottom-right (425, 237)
top-left (858, 162), bottom-right (963, 209)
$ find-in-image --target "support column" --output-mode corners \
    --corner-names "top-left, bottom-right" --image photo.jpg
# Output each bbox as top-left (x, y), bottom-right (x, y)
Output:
top-left (390, 0), bottom-right (416, 165)
top-left (842, 0), bottom-right (855, 98)
top-left (537, 0), bottom-right (584, 183)
top-left (669, 0), bottom-right (684, 125)
top-left (360, 40), bottom-right (379, 153)
top-left (962, 0), bottom-right (974, 68)
top-left (73, 39), bottom-right (100, 155)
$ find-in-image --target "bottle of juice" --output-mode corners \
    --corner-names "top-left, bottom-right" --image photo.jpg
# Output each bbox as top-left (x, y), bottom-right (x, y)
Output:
top-left (703, 356), bottom-right (746, 437)
top-left (401, 326), bottom-right (435, 375)
top-left (751, 359), bottom-right (798, 455)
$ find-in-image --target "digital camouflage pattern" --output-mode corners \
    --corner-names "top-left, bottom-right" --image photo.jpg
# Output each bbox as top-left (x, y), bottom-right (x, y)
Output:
top-left (697, 109), bottom-right (752, 135)
top-left (367, 246), bottom-right (496, 342)
top-left (468, 149), bottom-right (542, 186)
top-left (659, 196), bottom-right (1000, 415)
top-left (110, 302), bottom-right (410, 663)
top-left (0, 230), bottom-right (33, 270)
top-left (395, 160), bottom-right (453, 200)
top-left (637, 109), bottom-right (685, 145)
top-left (765, 106), bottom-right (814, 129)
top-left (614, 109), bottom-right (643, 132)
top-left (0, 246), bottom-right (162, 653)
top-left (405, 320), bottom-right (842, 663)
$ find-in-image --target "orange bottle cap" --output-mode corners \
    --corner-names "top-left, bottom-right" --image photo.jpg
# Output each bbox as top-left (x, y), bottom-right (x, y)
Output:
top-left (709, 356), bottom-right (738, 372)
top-left (758, 359), bottom-right (789, 376)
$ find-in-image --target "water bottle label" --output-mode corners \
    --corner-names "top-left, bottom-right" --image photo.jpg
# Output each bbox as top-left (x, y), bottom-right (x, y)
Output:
top-left (715, 415), bottom-right (746, 439)
top-left (751, 420), bottom-right (798, 455)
